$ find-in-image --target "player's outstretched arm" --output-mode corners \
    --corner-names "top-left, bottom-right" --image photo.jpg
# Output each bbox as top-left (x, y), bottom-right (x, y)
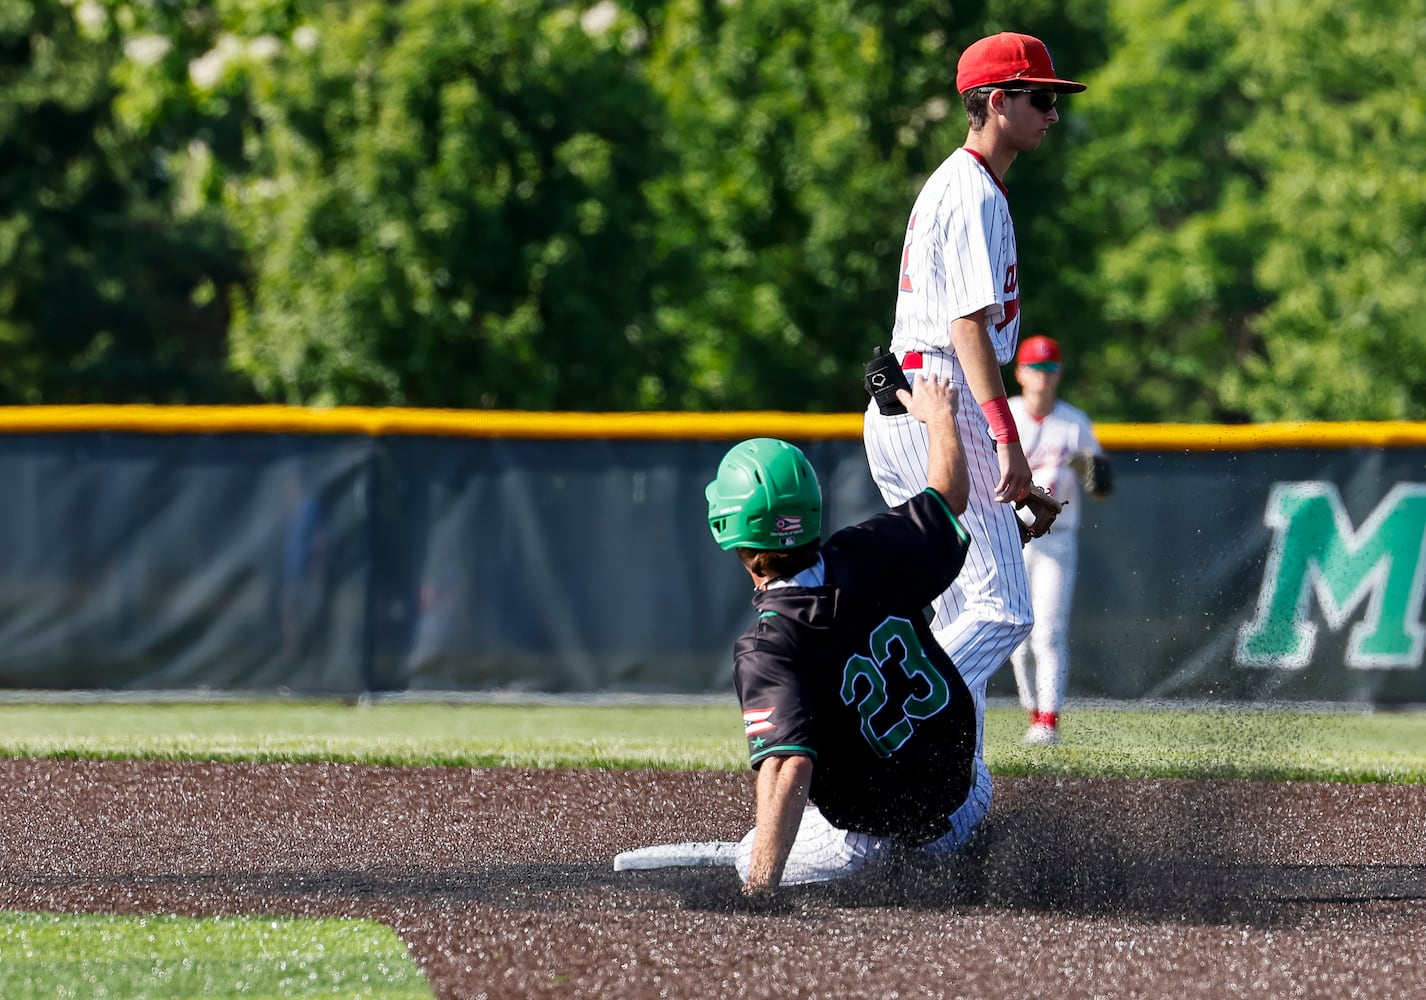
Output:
top-left (897, 374), bottom-right (970, 514)
top-left (742, 754), bottom-right (812, 896)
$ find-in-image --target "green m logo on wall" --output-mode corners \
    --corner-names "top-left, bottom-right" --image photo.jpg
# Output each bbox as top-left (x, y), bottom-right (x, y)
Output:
top-left (1236, 483), bottom-right (1426, 669)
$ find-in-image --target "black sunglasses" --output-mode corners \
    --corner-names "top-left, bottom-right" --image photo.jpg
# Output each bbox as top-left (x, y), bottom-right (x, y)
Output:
top-left (992, 88), bottom-right (1058, 112)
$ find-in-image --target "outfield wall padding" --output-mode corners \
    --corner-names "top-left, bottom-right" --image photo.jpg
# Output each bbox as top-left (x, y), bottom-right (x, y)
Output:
top-left (1, 408), bottom-right (1423, 703)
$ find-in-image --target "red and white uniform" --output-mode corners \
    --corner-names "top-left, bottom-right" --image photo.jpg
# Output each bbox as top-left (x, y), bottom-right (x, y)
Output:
top-left (863, 146), bottom-right (1033, 769)
top-left (1008, 397), bottom-right (1103, 717)
top-left (887, 148), bottom-right (1021, 365)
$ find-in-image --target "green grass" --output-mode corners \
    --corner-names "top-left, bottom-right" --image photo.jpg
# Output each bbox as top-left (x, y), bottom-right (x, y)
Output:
top-left (988, 704), bottom-right (1426, 783)
top-left (0, 911), bottom-right (433, 999)
top-left (0, 697), bottom-right (1423, 782)
top-left (0, 699), bottom-right (743, 769)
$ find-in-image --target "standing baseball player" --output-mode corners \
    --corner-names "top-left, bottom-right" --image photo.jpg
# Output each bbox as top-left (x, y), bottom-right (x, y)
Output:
top-left (1008, 335), bottom-right (1113, 745)
top-left (863, 33), bottom-right (1086, 769)
top-left (706, 375), bottom-right (989, 896)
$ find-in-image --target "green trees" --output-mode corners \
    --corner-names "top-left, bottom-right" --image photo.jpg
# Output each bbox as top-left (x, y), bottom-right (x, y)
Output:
top-left (1, 0), bottom-right (1421, 418)
top-left (1059, 0), bottom-right (1426, 420)
top-left (221, 0), bottom-right (680, 409)
top-left (644, 0), bottom-right (946, 410)
top-left (1226, 0), bottom-right (1426, 420)
top-left (1055, 0), bottom-right (1257, 421)
top-left (0, 1), bottom-right (246, 403)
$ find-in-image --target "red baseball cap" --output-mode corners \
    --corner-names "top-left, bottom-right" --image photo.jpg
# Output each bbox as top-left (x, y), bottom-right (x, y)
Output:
top-left (956, 32), bottom-right (1086, 95)
top-left (1016, 335), bottom-right (1061, 368)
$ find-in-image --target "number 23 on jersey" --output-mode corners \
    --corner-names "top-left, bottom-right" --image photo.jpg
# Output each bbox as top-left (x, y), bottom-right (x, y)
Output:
top-left (840, 616), bottom-right (952, 757)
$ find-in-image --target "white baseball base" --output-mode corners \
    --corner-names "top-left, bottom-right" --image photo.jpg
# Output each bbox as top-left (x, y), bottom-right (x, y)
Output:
top-left (612, 840), bottom-right (740, 871)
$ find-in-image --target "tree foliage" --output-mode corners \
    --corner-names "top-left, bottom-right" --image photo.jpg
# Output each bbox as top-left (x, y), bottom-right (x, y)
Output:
top-left (642, 0), bottom-right (943, 410)
top-left (2, 0), bottom-right (1422, 419)
top-left (1223, 0), bottom-right (1426, 419)
top-left (0, 0), bottom-right (247, 403)
top-left (1058, 0), bottom-right (1426, 420)
top-left (1053, 0), bottom-right (1262, 421)
top-left (221, 0), bottom-right (680, 409)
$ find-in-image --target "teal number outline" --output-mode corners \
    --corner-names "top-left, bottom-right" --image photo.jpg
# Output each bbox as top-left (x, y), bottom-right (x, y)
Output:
top-left (840, 616), bottom-right (952, 757)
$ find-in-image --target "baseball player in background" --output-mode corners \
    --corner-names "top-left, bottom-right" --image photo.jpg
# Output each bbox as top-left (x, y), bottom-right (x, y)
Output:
top-left (1008, 335), bottom-right (1113, 745)
top-left (706, 375), bottom-right (989, 896)
top-left (863, 33), bottom-right (1086, 769)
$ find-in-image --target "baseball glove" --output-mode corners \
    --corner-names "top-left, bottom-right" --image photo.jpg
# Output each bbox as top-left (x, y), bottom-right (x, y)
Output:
top-left (1015, 484), bottom-right (1066, 544)
top-left (1069, 450), bottom-right (1114, 498)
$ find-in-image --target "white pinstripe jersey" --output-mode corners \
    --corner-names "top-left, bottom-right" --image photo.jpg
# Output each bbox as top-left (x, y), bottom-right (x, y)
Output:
top-left (889, 147), bottom-right (1020, 366)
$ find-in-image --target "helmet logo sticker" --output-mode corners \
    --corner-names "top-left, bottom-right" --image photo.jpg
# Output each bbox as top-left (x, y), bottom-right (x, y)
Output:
top-left (705, 438), bottom-right (822, 550)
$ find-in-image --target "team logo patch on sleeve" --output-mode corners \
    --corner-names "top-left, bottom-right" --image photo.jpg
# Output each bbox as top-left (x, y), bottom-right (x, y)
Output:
top-left (743, 707), bottom-right (775, 737)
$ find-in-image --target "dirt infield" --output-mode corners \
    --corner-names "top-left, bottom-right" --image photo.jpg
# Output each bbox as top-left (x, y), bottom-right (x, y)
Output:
top-left (1, 759), bottom-right (1424, 998)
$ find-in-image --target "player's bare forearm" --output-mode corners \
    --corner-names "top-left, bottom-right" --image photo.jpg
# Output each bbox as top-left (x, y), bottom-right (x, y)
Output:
top-left (743, 754), bottom-right (812, 895)
top-left (949, 315), bottom-right (1033, 501)
top-left (897, 375), bottom-right (969, 514)
top-left (949, 314), bottom-right (1008, 406)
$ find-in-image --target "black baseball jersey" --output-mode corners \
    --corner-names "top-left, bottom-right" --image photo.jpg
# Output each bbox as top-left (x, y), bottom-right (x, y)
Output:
top-left (732, 488), bottom-right (977, 843)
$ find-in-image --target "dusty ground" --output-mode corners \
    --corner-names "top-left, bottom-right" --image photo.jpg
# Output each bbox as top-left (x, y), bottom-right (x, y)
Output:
top-left (1, 759), bottom-right (1424, 998)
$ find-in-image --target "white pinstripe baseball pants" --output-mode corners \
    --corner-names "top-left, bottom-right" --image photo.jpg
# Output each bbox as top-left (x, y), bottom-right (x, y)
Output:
top-left (733, 757), bottom-right (994, 886)
top-left (1010, 527), bottom-right (1077, 716)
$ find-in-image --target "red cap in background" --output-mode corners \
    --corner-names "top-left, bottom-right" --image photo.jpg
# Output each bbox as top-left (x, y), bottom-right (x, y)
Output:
top-left (1016, 335), bottom-right (1061, 368)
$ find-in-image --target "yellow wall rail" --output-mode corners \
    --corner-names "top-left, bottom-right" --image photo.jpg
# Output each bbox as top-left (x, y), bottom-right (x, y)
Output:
top-left (1, 405), bottom-right (1424, 450)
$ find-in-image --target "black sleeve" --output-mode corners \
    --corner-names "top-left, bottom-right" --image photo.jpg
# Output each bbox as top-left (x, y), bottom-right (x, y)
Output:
top-left (732, 618), bottom-right (817, 769)
top-left (826, 489), bottom-right (970, 610)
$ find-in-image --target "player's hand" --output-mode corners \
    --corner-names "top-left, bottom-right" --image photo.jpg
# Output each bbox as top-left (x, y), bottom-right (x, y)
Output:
top-left (735, 883), bottom-right (792, 914)
top-left (994, 442), bottom-right (1033, 503)
top-left (895, 374), bottom-right (959, 426)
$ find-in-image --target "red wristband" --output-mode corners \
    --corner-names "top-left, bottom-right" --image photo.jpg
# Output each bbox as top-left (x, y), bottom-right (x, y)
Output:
top-left (980, 395), bottom-right (1019, 444)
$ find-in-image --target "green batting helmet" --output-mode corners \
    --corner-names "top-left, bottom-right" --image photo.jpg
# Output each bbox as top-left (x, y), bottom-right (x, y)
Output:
top-left (705, 438), bottom-right (822, 550)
